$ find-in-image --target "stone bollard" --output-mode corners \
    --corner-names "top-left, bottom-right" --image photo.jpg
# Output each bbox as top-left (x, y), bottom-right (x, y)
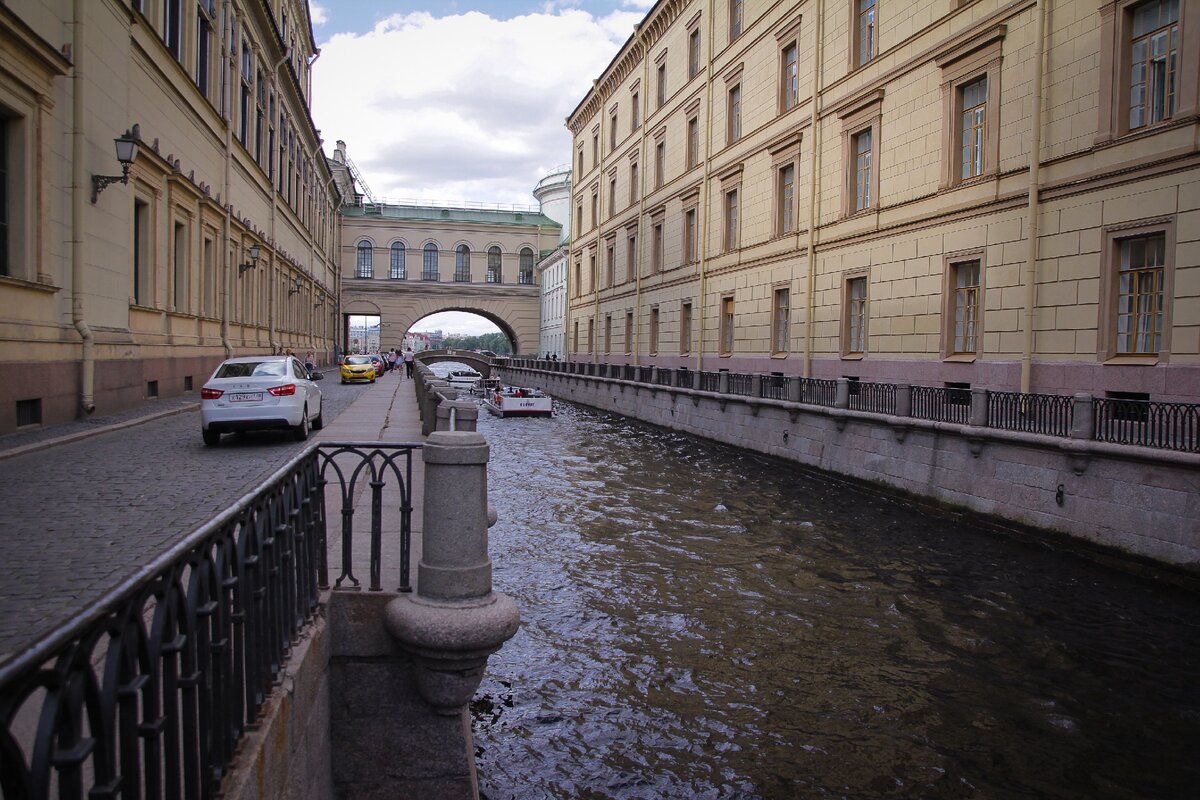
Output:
top-left (385, 430), bottom-right (520, 715)
top-left (692, 370), bottom-right (701, 390)
top-left (421, 381), bottom-right (453, 436)
top-left (787, 376), bottom-right (802, 403)
top-left (895, 384), bottom-right (913, 418)
top-left (436, 399), bottom-right (478, 432)
top-left (751, 374), bottom-right (762, 397)
top-left (835, 378), bottom-right (850, 409)
top-left (1070, 393), bottom-right (1095, 439)
top-left (969, 388), bottom-right (989, 427)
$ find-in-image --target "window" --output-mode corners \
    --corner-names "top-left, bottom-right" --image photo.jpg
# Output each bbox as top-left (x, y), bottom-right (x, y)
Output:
top-left (730, 0), bottom-right (744, 41)
top-left (720, 296), bottom-right (735, 354)
top-left (683, 207), bottom-right (698, 263)
top-left (164, 0), bottom-right (183, 59)
top-left (577, 148), bottom-right (584, 176)
top-left (456, 244), bottom-right (471, 281)
top-left (1101, 230), bottom-right (1169, 356)
top-left (605, 314), bottom-right (613, 353)
top-left (422, 243), bottom-right (439, 280)
top-left (197, 0), bottom-right (215, 99)
top-left (845, 275), bottom-right (868, 356)
top-left (629, 161), bottom-right (639, 204)
top-left (650, 307), bottom-right (660, 354)
top-left (172, 221), bottom-right (187, 311)
top-left (655, 141), bottom-right (666, 188)
top-left (657, 63), bottom-right (667, 108)
top-left (573, 258), bottom-right (582, 296)
top-left (133, 199), bottom-right (151, 304)
top-left (609, 176), bottom-right (617, 216)
top-left (727, 83), bottom-right (742, 143)
top-left (573, 320), bottom-right (579, 353)
top-left (391, 243), bottom-right (407, 279)
top-left (520, 248), bottom-right (535, 285)
top-left (960, 77), bottom-right (987, 180)
top-left (356, 241), bottom-right (373, 278)
top-left (626, 232), bottom-right (638, 283)
top-left (0, 121), bottom-right (8, 277)
top-left (781, 42), bottom-right (799, 112)
top-left (687, 115), bottom-right (700, 169)
top-left (588, 318), bottom-right (595, 353)
top-left (631, 91), bottom-right (640, 132)
top-left (772, 287), bottom-right (790, 354)
top-left (239, 38), bottom-right (252, 144)
top-left (591, 189), bottom-right (598, 227)
top-left (589, 251), bottom-right (597, 290)
top-left (488, 246), bottom-right (503, 283)
top-left (202, 236), bottom-right (215, 315)
top-left (689, 29), bottom-right (702, 79)
top-left (852, 129), bottom-right (873, 211)
top-left (625, 311), bottom-right (634, 354)
top-left (950, 260), bottom-right (981, 354)
top-left (937, 27), bottom-right (1003, 188)
top-left (724, 189), bottom-right (739, 251)
top-left (1129, 0), bottom-right (1180, 130)
top-left (592, 133), bottom-right (599, 165)
top-left (576, 203), bottom-right (583, 233)
top-left (605, 241), bottom-right (615, 287)
top-left (651, 219), bottom-right (664, 273)
top-left (680, 301), bottom-right (692, 354)
top-left (610, 110), bottom-right (618, 150)
top-left (777, 163), bottom-right (796, 235)
top-left (856, 0), bottom-right (877, 68)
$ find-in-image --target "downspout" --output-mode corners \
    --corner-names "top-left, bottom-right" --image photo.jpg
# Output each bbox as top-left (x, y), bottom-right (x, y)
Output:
top-left (1020, 0), bottom-right (1048, 393)
top-left (695, 0), bottom-right (716, 372)
top-left (220, 0), bottom-right (234, 357)
top-left (803, 0), bottom-right (824, 379)
top-left (71, 0), bottom-right (96, 413)
top-left (267, 48), bottom-right (291, 354)
top-left (634, 26), bottom-right (650, 367)
top-left (594, 81), bottom-right (604, 364)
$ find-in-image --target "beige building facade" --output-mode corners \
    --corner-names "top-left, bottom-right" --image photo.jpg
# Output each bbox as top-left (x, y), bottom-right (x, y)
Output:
top-left (566, 0), bottom-right (1200, 402)
top-left (0, 0), bottom-right (341, 435)
top-left (339, 202), bottom-right (561, 355)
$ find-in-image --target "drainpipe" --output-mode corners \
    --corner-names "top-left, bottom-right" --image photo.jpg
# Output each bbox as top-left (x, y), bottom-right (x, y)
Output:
top-left (696, 0), bottom-right (716, 373)
top-left (71, 0), bottom-right (95, 414)
top-left (1020, 0), bottom-right (1048, 394)
top-left (220, 0), bottom-right (234, 358)
top-left (267, 49), bottom-right (291, 355)
top-left (594, 86), bottom-right (604, 365)
top-left (803, 0), bottom-right (825, 379)
top-left (633, 26), bottom-right (650, 367)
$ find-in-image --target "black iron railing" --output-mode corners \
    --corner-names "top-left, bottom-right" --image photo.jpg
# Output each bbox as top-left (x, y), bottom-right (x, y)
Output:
top-left (989, 390), bottom-right (1073, 437)
top-left (727, 373), bottom-right (754, 396)
top-left (760, 375), bottom-right (791, 401)
top-left (912, 385), bottom-right (972, 424)
top-left (0, 441), bottom-right (418, 800)
top-left (1094, 398), bottom-right (1200, 452)
top-left (698, 371), bottom-right (722, 393)
top-left (847, 381), bottom-right (896, 415)
top-left (798, 377), bottom-right (838, 407)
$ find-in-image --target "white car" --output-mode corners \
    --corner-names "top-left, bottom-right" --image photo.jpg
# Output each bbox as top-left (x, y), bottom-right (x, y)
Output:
top-left (200, 355), bottom-right (324, 446)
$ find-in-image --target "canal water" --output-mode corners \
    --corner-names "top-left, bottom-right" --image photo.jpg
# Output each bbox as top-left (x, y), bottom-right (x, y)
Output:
top-left (467, 394), bottom-right (1199, 799)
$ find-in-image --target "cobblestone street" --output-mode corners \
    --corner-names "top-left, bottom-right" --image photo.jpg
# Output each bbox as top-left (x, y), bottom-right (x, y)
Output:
top-left (0, 370), bottom-right (412, 661)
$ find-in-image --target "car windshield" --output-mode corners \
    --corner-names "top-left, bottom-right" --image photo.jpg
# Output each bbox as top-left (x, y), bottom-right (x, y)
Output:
top-left (346, 356), bottom-right (371, 365)
top-left (215, 360), bottom-right (287, 378)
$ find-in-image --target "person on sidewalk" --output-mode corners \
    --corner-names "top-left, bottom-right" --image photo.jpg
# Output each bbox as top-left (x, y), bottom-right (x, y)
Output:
top-left (404, 347), bottom-right (415, 378)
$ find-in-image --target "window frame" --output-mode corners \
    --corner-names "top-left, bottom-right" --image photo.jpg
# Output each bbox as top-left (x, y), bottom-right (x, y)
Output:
top-left (842, 271), bottom-right (870, 358)
top-left (649, 306), bottom-right (660, 355)
top-left (778, 18), bottom-right (801, 114)
top-left (356, 240), bottom-right (373, 279)
top-left (680, 300), bottom-right (693, 355)
top-left (455, 244), bottom-right (471, 282)
top-left (390, 242), bottom-right (407, 279)
top-left (936, 26), bottom-right (1004, 190)
top-left (688, 27), bottom-right (702, 80)
top-left (727, 82), bottom-right (742, 144)
top-left (1097, 218), bottom-right (1176, 363)
top-left (422, 242), bottom-right (439, 281)
top-left (519, 247), bottom-right (535, 285)
top-left (853, 0), bottom-right (878, 70)
top-left (771, 285), bottom-right (791, 356)
top-left (487, 246), bottom-right (503, 284)
top-left (776, 160), bottom-right (797, 236)
top-left (719, 295), bottom-right (735, 355)
top-left (730, 0), bottom-right (744, 42)
top-left (836, 90), bottom-right (883, 217)
top-left (1097, 0), bottom-right (1199, 144)
top-left (624, 310), bottom-right (634, 355)
top-left (939, 251), bottom-right (985, 361)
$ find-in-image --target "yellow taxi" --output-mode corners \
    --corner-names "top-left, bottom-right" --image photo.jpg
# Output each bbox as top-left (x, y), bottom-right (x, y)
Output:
top-left (340, 355), bottom-right (376, 384)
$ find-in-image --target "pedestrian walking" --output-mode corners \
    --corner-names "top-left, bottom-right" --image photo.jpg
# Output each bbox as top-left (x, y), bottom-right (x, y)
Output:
top-left (404, 347), bottom-right (415, 378)
top-left (303, 350), bottom-right (315, 375)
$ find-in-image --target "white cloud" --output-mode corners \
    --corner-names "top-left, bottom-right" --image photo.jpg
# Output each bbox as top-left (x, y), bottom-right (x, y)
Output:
top-left (310, 3), bottom-right (330, 26)
top-left (311, 8), bottom-right (641, 207)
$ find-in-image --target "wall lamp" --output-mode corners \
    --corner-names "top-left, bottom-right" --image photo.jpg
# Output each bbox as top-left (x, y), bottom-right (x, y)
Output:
top-left (91, 127), bottom-right (141, 203)
top-left (314, 296), bottom-right (325, 307)
top-left (239, 244), bottom-right (261, 274)
top-left (288, 276), bottom-right (302, 296)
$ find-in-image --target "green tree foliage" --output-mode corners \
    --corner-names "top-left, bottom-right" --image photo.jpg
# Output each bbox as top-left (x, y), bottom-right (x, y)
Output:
top-left (439, 332), bottom-right (512, 355)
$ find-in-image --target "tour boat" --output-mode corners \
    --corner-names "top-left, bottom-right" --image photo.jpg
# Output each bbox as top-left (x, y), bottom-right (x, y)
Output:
top-left (445, 368), bottom-right (483, 391)
top-left (484, 385), bottom-right (553, 418)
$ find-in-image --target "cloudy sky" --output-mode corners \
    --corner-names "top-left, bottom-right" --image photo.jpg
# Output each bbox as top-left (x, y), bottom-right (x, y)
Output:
top-left (310, 0), bottom-right (651, 208)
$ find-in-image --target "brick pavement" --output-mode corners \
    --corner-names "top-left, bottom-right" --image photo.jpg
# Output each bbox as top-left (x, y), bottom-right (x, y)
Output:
top-left (0, 367), bottom-right (425, 664)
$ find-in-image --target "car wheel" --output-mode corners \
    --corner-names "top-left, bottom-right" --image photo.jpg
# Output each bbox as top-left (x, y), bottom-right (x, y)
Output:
top-left (312, 408), bottom-right (324, 430)
top-left (341, 378), bottom-right (347, 384)
top-left (293, 406), bottom-right (310, 441)
top-left (202, 428), bottom-right (220, 447)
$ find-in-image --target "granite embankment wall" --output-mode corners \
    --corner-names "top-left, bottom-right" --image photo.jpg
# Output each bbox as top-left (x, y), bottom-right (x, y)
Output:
top-left (501, 367), bottom-right (1200, 569)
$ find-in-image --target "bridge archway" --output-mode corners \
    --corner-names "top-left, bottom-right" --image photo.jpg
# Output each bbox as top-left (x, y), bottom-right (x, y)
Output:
top-left (341, 283), bottom-right (538, 356)
top-left (414, 349), bottom-right (494, 376)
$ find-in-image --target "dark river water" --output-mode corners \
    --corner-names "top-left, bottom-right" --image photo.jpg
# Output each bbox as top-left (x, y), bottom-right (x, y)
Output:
top-left (467, 397), bottom-right (1199, 799)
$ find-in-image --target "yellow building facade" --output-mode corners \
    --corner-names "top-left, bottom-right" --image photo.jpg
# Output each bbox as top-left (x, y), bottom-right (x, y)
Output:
top-left (566, 0), bottom-right (1199, 402)
top-left (0, 0), bottom-right (340, 434)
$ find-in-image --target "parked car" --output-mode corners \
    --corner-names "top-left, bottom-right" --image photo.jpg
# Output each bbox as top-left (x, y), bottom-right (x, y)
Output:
top-left (367, 353), bottom-right (386, 377)
top-left (200, 355), bottom-right (324, 446)
top-left (340, 355), bottom-right (376, 384)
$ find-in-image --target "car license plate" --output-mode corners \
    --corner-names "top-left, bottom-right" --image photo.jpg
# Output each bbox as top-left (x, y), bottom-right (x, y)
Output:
top-left (229, 392), bottom-right (263, 402)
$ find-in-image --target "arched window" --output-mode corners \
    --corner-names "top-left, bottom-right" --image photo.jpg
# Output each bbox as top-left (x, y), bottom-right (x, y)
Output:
top-left (422, 243), bottom-right (439, 280)
top-left (487, 246), bottom-right (502, 283)
top-left (390, 243), bottom-right (406, 279)
top-left (455, 245), bottom-right (471, 281)
top-left (519, 247), bottom-right (535, 285)
top-left (356, 241), bottom-right (373, 278)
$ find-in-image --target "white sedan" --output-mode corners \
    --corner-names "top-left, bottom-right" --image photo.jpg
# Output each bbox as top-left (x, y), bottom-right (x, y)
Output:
top-left (200, 355), bottom-right (324, 446)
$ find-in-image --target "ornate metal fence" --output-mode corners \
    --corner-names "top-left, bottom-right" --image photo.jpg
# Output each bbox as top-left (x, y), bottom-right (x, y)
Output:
top-left (0, 442), bottom-right (418, 800)
top-left (988, 391), bottom-right (1074, 437)
top-left (760, 375), bottom-right (791, 401)
top-left (797, 378), bottom-right (838, 407)
top-left (698, 371), bottom-right (722, 393)
top-left (1094, 398), bottom-right (1200, 452)
top-left (847, 381), bottom-right (896, 415)
top-left (726, 373), bottom-right (754, 396)
top-left (911, 386), bottom-right (972, 424)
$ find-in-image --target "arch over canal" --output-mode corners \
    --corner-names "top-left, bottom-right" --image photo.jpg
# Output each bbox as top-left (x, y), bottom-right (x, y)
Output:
top-left (415, 349), bottom-right (494, 376)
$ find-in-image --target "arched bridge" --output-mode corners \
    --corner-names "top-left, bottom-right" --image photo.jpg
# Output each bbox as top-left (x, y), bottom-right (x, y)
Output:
top-left (415, 349), bottom-right (495, 376)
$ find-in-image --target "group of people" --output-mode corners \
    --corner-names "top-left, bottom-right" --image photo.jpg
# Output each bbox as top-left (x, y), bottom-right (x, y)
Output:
top-left (378, 347), bottom-right (415, 377)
